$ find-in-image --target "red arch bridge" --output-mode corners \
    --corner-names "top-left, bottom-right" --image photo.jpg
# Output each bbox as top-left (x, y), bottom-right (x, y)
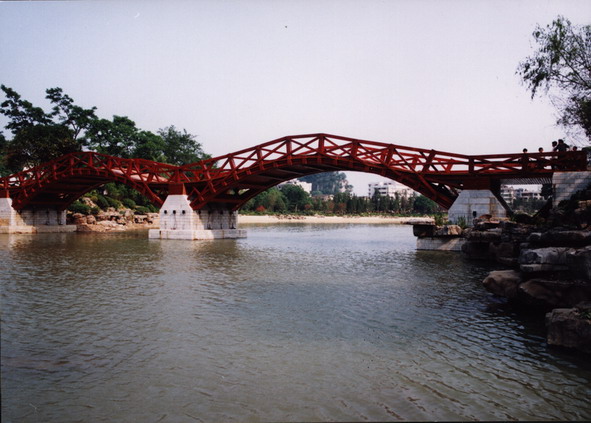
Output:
top-left (1, 133), bottom-right (588, 238)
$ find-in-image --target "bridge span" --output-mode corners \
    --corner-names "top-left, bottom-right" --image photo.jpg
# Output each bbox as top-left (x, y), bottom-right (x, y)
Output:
top-left (1, 133), bottom-right (589, 238)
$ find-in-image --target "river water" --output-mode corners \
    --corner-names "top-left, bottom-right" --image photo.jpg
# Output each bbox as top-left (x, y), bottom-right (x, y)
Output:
top-left (1, 224), bottom-right (590, 422)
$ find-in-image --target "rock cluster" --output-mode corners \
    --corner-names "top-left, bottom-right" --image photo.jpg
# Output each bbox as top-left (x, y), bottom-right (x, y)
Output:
top-left (474, 216), bottom-right (591, 353)
top-left (68, 208), bottom-right (159, 232)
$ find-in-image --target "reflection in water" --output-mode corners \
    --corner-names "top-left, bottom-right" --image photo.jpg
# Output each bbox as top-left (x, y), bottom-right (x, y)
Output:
top-left (1, 225), bottom-right (590, 422)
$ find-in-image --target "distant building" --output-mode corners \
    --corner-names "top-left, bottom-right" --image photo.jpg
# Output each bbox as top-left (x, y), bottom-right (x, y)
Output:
top-left (278, 179), bottom-right (313, 194)
top-left (501, 185), bottom-right (542, 202)
top-left (368, 181), bottom-right (414, 198)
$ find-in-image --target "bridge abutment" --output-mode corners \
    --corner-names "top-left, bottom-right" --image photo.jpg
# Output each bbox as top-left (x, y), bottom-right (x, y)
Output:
top-left (552, 171), bottom-right (591, 207)
top-left (148, 193), bottom-right (246, 240)
top-left (447, 190), bottom-right (507, 224)
top-left (0, 196), bottom-right (76, 233)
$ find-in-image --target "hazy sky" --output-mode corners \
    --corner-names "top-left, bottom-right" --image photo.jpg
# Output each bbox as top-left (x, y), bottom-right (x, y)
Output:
top-left (1, 0), bottom-right (589, 194)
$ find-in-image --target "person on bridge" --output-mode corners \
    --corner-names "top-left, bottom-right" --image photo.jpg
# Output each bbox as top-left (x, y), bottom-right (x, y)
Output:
top-left (521, 148), bottom-right (530, 171)
top-left (536, 147), bottom-right (546, 169)
top-left (556, 139), bottom-right (569, 152)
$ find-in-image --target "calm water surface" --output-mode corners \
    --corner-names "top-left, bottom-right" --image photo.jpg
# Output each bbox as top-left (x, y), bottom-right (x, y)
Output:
top-left (1, 224), bottom-right (590, 422)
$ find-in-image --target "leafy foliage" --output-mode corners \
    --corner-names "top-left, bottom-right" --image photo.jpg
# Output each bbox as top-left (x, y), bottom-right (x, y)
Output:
top-left (3, 124), bottom-right (78, 173)
top-left (517, 16), bottom-right (591, 142)
top-left (299, 172), bottom-right (351, 195)
top-left (241, 180), bottom-right (442, 216)
top-left (0, 85), bottom-right (209, 174)
top-left (157, 126), bottom-right (211, 165)
top-left (68, 200), bottom-right (91, 214)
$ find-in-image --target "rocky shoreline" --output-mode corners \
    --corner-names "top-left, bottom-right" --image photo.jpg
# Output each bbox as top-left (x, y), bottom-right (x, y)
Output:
top-left (67, 209), bottom-right (160, 232)
top-left (414, 181), bottom-right (591, 354)
top-left (422, 189), bottom-right (591, 354)
top-left (470, 221), bottom-right (591, 354)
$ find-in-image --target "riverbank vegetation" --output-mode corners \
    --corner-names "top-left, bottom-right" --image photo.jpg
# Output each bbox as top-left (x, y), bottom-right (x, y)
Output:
top-left (517, 16), bottom-right (591, 144)
top-left (0, 85), bottom-right (209, 175)
top-left (240, 185), bottom-right (441, 216)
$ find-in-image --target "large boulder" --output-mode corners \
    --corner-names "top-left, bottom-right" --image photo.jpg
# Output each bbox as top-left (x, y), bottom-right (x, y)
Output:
top-left (519, 247), bottom-right (571, 265)
top-left (465, 228), bottom-right (502, 242)
top-left (545, 307), bottom-right (591, 353)
top-left (519, 247), bottom-right (572, 275)
top-left (71, 213), bottom-right (87, 225)
top-left (518, 279), bottom-right (591, 309)
top-left (462, 241), bottom-right (493, 260)
top-left (535, 230), bottom-right (591, 248)
top-left (482, 270), bottom-right (522, 299)
top-left (413, 224), bottom-right (435, 237)
top-left (489, 241), bottom-right (520, 266)
top-left (518, 280), bottom-right (561, 308)
top-left (433, 225), bottom-right (463, 236)
top-left (566, 246), bottom-right (591, 281)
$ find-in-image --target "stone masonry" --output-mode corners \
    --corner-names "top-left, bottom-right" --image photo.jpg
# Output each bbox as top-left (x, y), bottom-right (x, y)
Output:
top-left (447, 190), bottom-right (507, 224)
top-left (148, 194), bottom-right (246, 240)
top-left (553, 171), bottom-right (591, 207)
top-left (0, 196), bottom-right (76, 233)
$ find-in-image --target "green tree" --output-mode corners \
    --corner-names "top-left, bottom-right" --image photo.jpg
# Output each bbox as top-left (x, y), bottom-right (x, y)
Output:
top-left (413, 195), bottom-right (439, 214)
top-left (132, 130), bottom-right (167, 162)
top-left (280, 184), bottom-right (311, 212)
top-left (45, 87), bottom-right (97, 141)
top-left (0, 132), bottom-right (9, 176)
top-left (0, 85), bottom-right (52, 133)
top-left (517, 16), bottom-right (591, 142)
top-left (299, 172), bottom-right (350, 194)
top-left (1, 85), bottom-right (97, 170)
top-left (3, 124), bottom-right (78, 173)
top-left (158, 125), bottom-right (210, 165)
top-left (85, 116), bottom-right (140, 158)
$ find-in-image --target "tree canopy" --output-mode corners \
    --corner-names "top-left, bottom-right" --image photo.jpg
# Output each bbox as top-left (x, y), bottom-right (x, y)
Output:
top-left (0, 85), bottom-right (209, 175)
top-left (299, 171), bottom-right (352, 195)
top-left (517, 16), bottom-right (591, 142)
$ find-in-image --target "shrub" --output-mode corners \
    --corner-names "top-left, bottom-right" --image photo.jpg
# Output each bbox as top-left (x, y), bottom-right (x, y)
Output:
top-left (434, 213), bottom-right (447, 226)
top-left (456, 216), bottom-right (468, 229)
top-left (106, 197), bottom-right (122, 209)
top-left (135, 206), bottom-right (152, 215)
top-left (96, 195), bottom-right (109, 210)
top-left (68, 200), bottom-right (91, 215)
top-left (122, 198), bottom-right (137, 209)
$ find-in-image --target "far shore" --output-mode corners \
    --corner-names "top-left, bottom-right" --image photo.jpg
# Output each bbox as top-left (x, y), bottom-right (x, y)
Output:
top-left (238, 214), bottom-right (434, 225)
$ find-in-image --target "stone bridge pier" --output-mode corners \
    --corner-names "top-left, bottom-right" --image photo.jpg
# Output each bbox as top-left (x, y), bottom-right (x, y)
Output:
top-left (447, 178), bottom-right (508, 224)
top-left (0, 194), bottom-right (76, 233)
top-left (148, 185), bottom-right (246, 240)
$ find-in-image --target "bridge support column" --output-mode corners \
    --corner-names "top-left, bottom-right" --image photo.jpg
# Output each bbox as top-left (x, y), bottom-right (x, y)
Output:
top-left (0, 195), bottom-right (76, 233)
top-left (447, 190), bottom-right (507, 224)
top-left (552, 171), bottom-right (591, 207)
top-left (148, 191), bottom-right (246, 240)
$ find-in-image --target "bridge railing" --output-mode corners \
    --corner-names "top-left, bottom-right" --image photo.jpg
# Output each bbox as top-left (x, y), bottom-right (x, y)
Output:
top-left (1, 134), bottom-right (587, 197)
top-left (0, 151), bottom-right (183, 191)
top-left (179, 134), bottom-right (587, 181)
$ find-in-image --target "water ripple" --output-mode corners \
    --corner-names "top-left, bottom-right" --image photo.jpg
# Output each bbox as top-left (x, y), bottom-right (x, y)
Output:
top-left (2, 226), bottom-right (590, 422)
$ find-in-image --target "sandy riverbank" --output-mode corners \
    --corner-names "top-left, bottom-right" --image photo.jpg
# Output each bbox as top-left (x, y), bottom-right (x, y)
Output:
top-left (238, 215), bottom-right (434, 224)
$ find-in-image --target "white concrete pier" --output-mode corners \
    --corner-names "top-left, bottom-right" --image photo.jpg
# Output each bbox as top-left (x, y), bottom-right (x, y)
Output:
top-left (553, 171), bottom-right (591, 207)
top-left (447, 190), bottom-right (507, 224)
top-left (147, 193), bottom-right (246, 240)
top-left (0, 196), bottom-right (76, 234)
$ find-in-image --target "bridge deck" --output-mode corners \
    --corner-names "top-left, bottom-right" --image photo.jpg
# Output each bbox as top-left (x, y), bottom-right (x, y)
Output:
top-left (1, 133), bottom-right (588, 210)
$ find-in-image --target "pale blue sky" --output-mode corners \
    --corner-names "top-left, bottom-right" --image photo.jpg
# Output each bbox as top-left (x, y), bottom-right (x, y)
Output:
top-left (1, 0), bottom-right (589, 194)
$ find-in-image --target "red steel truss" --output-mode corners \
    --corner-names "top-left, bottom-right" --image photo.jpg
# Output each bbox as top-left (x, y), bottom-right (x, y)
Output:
top-left (1, 133), bottom-right (587, 211)
top-left (0, 152), bottom-right (180, 210)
